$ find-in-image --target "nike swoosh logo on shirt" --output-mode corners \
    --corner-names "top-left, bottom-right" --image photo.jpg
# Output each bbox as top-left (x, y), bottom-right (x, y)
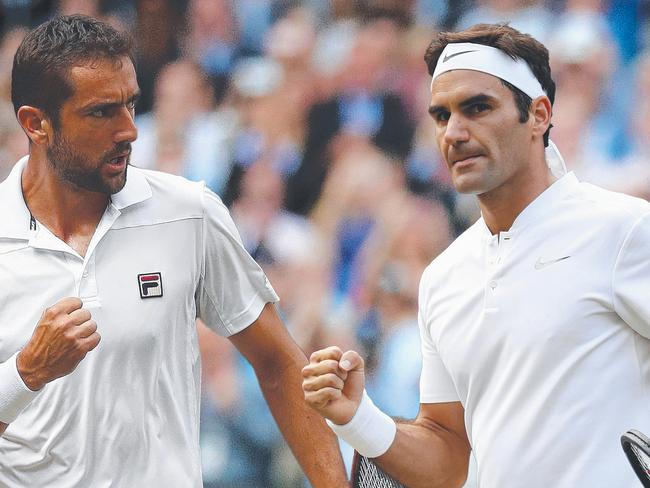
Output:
top-left (534, 255), bottom-right (571, 270)
top-left (443, 50), bottom-right (478, 63)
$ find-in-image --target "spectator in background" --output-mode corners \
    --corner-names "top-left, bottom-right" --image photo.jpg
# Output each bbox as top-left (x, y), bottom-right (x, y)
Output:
top-left (0, 27), bottom-right (26, 176)
top-left (184, 0), bottom-right (238, 100)
top-left (0, 101), bottom-right (25, 178)
top-left (285, 17), bottom-right (415, 216)
top-left (609, 51), bottom-right (650, 199)
top-left (134, 0), bottom-right (183, 114)
top-left (455, 0), bottom-right (554, 43)
top-left (229, 157), bottom-right (334, 352)
top-left (131, 59), bottom-right (237, 194)
top-left (309, 138), bottom-right (409, 331)
top-left (360, 194), bottom-right (452, 417)
top-left (222, 55), bottom-right (306, 205)
top-left (548, 8), bottom-right (627, 179)
top-left (0, 27), bottom-right (26, 103)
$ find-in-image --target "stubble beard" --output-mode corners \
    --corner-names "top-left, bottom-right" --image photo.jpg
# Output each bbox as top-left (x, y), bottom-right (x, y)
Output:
top-left (46, 133), bottom-right (129, 195)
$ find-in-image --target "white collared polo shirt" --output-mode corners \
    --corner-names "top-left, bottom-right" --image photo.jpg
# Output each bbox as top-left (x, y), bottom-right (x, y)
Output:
top-left (0, 157), bottom-right (278, 487)
top-left (418, 173), bottom-right (650, 487)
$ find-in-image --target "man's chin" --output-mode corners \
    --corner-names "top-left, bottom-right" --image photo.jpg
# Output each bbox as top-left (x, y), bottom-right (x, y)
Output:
top-left (451, 175), bottom-right (489, 195)
top-left (102, 163), bottom-right (128, 195)
top-left (107, 173), bottom-right (128, 195)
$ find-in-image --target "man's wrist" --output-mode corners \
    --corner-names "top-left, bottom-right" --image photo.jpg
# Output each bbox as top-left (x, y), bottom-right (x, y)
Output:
top-left (0, 352), bottom-right (43, 424)
top-left (326, 390), bottom-right (397, 458)
top-left (16, 351), bottom-right (45, 392)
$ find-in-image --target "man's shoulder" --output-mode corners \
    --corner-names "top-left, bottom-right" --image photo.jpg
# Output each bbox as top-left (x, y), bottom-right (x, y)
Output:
top-left (575, 180), bottom-right (650, 227)
top-left (116, 167), bottom-right (207, 226)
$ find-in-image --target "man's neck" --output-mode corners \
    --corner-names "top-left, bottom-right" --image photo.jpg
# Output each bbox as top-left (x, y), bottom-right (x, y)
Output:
top-left (22, 155), bottom-right (109, 255)
top-left (478, 161), bottom-right (556, 235)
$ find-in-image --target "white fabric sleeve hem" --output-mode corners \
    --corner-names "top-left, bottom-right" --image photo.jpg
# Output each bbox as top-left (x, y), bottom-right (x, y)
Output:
top-left (0, 352), bottom-right (42, 424)
top-left (326, 390), bottom-right (396, 458)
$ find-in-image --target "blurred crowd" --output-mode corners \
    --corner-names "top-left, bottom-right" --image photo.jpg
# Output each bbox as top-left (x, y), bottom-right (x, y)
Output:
top-left (0, 0), bottom-right (648, 486)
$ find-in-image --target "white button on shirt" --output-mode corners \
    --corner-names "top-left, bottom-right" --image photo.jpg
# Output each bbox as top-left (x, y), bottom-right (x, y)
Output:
top-left (0, 157), bottom-right (279, 487)
top-left (418, 173), bottom-right (650, 487)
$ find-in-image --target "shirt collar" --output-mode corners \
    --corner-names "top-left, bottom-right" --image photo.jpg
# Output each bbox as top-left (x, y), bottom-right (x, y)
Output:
top-left (478, 172), bottom-right (580, 237)
top-left (0, 156), bottom-right (32, 240)
top-left (110, 165), bottom-right (152, 210)
top-left (0, 157), bottom-right (152, 239)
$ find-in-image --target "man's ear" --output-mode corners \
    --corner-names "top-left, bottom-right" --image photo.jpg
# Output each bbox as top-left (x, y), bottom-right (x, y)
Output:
top-left (530, 96), bottom-right (552, 140)
top-left (16, 106), bottom-right (53, 145)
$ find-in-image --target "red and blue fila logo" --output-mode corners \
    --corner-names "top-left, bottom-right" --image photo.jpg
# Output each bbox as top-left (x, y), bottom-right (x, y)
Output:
top-left (138, 272), bottom-right (163, 299)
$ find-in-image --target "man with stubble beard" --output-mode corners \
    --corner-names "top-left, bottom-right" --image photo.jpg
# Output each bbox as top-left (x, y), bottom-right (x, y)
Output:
top-left (0, 15), bottom-right (347, 488)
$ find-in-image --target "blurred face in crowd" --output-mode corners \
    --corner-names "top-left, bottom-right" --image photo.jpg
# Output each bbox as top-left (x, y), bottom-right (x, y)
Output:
top-left (47, 55), bottom-right (138, 194)
top-left (429, 69), bottom-right (535, 196)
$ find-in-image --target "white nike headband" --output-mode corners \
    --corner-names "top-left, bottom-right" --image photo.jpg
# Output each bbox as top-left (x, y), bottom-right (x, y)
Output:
top-left (431, 42), bottom-right (546, 99)
top-left (431, 42), bottom-right (567, 177)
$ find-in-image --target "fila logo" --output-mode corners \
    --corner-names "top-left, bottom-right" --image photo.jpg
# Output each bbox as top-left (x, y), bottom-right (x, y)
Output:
top-left (138, 272), bottom-right (163, 299)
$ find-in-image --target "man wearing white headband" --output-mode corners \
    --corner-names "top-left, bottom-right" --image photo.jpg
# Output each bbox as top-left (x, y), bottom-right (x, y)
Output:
top-left (303, 24), bottom-right (650, 488)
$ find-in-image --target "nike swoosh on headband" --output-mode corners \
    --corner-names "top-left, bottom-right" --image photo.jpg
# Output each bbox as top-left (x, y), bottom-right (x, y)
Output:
top-left (443, 50), bottom-right (478, 63)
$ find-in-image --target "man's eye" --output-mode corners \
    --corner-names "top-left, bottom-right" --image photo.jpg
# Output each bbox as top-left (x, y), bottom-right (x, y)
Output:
top-left (436, 112), bottom-right (450, 122)
top-left (470, 103), bottom-right (490, 113)
top-left (127, 100), bottom-right (136, 110)
top-left (91, 108), bottom-right (106, 117)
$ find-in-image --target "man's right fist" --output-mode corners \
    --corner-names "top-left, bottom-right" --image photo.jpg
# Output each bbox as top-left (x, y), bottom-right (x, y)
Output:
top-left (301, 346), bottom-right (366, 425)
top-left (16, 297), bottom-right (101, 391)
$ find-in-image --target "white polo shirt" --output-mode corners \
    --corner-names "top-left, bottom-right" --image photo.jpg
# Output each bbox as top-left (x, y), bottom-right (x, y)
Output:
top-left (0, 157), bottom-right (278, 487)
top-left (419, 173), bottom-right (650, 487)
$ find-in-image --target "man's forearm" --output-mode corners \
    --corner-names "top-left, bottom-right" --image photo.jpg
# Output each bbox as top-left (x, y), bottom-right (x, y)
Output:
top-left (0, 422), bottom-right (7, 436)
top-left (374, 419), bottom-right (470, 488)
top-left (257, 354), bottom-right (348, 488)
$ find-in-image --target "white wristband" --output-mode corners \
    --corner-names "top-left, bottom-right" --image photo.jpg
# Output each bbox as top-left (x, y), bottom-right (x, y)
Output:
top-left (0, 352), bottom-right (41, 424)
top-left (327, 390), bottom-right (396, 458)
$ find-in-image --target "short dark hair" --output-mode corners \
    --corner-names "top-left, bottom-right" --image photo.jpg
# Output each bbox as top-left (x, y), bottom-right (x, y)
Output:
top-left (424, 23), bottom-right (555, 146)
top-left (11, 14), bottom-right (134, 126)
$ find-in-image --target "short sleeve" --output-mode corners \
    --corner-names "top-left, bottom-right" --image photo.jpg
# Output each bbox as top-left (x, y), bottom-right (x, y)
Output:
top-left (197, 187), bottom-right (279, 336)
top-left (612, 212), bottom-right (650, 339)
top-left (418, 269), bottom-right (460, 404)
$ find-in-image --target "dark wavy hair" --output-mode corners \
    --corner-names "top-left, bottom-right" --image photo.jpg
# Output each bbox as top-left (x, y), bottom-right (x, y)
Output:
top-left (11, 14), bottom-right (134, 127)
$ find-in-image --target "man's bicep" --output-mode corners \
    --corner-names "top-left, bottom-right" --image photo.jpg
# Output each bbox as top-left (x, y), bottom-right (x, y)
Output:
top-left (613, 212), bottom-right (650, 338)
top-left (416, 401), bottom-right (469, 447)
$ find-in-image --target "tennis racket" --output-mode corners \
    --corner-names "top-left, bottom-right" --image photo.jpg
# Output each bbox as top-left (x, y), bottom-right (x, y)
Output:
top-left (621, 430), bottom-right (650, 487)
top-left (351, 451), bottom-right (406, 488)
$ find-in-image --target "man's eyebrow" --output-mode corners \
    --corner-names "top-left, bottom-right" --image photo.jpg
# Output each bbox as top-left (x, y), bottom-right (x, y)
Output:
top-left (429, 93), bottom-right (496, 116)
top-left (458, 93), bottom-right (495, 109)
top-left (428, 104), bottom-right (447, 117)
top-left (82, 91), bottom-right (141, 111)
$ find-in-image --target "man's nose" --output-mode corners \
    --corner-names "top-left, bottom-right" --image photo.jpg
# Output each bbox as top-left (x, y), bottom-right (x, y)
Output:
top-left (114, 105), bottom-right (137, 144)
top-left (443, 113), bottom-right (470, 147)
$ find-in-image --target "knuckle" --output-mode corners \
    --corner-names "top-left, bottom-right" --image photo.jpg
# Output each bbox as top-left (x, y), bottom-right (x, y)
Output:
top-left (42, 307), bottom-right (56, 321)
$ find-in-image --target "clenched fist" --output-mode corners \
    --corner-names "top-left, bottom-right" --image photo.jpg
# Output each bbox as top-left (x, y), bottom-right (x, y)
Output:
top-left (16, 297), bottom-right (101, 391)
top-left (302, 346), bottom-right (366, 425)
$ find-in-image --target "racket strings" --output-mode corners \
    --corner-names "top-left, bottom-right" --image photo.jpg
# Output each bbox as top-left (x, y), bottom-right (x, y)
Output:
top-left (355, 456), bottom-right (405, 488)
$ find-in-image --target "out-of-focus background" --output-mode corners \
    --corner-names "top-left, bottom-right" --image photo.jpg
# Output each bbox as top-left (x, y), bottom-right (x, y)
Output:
top-left (0, 1), bottom-right (648, 486)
